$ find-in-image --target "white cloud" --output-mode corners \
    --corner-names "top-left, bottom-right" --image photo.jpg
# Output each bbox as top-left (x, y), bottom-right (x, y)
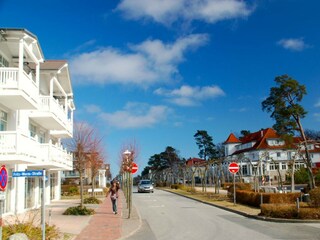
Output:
top-left (229, 107), bottom-right (248, 112)
top-left (117, 0), bottom-right (254, 25)
top-left (70, 34), bottom-right (208, 86)
top-left (84, 104), bottom-right (102, 113)
top-left (315, 100), bottom-right (320, 107)
top-left (314, 113), bottom-right (320, 121)
top-left (98, 102), bottom-right (171, 129)
top-left (277, 38), bottom-right (310, 51)
top-left (154, 85), bottom-right (225, 106)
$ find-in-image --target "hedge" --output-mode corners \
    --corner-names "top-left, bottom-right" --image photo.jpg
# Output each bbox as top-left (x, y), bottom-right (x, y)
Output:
top-left (234, 190), bottom-right (300, 207)
top-left (309, 188), bottom-right (320, 207)
top-left (260, 204), bottom-right (320, 219)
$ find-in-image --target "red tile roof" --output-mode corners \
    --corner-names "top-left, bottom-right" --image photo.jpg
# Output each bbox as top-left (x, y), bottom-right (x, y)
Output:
top-left (186, 158), bottom-right (206, 166)
top-left (230, 128), bottom-right (297, 155)
top-left (224, 133), bottom-right (241, 144)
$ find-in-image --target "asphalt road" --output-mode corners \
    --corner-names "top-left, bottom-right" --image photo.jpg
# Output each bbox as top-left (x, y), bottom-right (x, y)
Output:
top-left (126, 187), bottom-right (320, 240)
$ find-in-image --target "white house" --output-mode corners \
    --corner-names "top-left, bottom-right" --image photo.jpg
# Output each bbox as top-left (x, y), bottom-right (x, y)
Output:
top-left (223, 128), bottom-right (320, 184)
top-left (0, 28), bottom-right (75, 214)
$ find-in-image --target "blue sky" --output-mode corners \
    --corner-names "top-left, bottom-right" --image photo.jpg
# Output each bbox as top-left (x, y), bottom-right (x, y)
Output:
top-left (1, 0), bottom-right (320, 176)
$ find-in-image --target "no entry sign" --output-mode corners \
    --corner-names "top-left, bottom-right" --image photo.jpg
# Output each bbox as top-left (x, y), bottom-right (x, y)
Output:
top-left (0, 165), bottom-right (8, 191)
top-left (228, 162), bottom-right (239, 174)
top-left (131, 162), bottom-right (138, 174)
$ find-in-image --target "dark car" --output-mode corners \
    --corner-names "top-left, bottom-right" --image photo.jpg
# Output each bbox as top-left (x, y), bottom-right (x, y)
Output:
top-left (138, 180), bottom-right (154, 193)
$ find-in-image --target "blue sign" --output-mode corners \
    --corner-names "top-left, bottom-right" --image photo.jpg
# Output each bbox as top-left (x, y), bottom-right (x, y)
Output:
top-left (12, 170), bottom-right (44, 178)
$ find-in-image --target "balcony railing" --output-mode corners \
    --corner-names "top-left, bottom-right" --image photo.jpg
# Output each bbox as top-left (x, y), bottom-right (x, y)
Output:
top-left (0, 131), bottom-right (38, 160)
top-left (38, 96), bottom-right (71, 130)
top-left (0, 131), bottom-right (72, 169)
top-left (39, 143), bottom-right (73, 169)
top-left (0, 67), bottom-right (38, 101)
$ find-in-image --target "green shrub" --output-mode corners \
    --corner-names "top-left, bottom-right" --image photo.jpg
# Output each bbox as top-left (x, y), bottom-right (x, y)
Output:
top-left (68, 186), bottom-right (79, 195)
top-left (63, 206), bottom-right (95, 215)
top-left (309, 187), bottom-right (320, 207)
top-left (84, 197), bottom-right (102, 204)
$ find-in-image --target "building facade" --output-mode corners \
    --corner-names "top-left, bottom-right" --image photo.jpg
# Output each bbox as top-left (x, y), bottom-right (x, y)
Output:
top-left (224, 128), bottom-right (320, 184)
top-left (0, 28), bottom-right (75, 214)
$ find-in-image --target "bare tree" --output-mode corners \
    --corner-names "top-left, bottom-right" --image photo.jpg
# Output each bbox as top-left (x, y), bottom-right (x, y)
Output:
top-left (88, 139), bottom-right (105, 197)
top-left (66, 122), bottom-right (101, 208)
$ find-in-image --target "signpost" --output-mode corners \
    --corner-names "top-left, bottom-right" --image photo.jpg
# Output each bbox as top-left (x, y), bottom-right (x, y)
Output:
top-left (0, 165), bottom-right (7, 240)
top-left (131, 162), bottom-right (138, 174)
top-left (12, 169), bottom-right (46, 240)
top-left (228, 162), bottom-right (239, 205)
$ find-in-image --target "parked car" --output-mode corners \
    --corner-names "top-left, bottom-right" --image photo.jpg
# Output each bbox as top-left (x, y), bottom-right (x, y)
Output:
top-left (138, 180), bottom-right (154, 193)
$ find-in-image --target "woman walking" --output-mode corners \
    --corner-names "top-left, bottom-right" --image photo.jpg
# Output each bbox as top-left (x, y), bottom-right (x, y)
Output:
top-left (107, 180), bottom-right (120, 214)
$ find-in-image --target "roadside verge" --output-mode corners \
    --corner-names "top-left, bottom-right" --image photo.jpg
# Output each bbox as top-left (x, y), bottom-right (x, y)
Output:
top-left (162, 188), bottom-right (320, 223)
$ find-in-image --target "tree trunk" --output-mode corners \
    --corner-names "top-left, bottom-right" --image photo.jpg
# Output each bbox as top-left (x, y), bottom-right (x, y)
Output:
top-left (297, 117), bottom-right (315, 189)
top-left (79, 171), bottom-right (84, 208)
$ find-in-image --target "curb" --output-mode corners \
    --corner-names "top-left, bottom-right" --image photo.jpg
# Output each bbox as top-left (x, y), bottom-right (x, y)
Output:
top-left (162, 189), bottom-right (320, 224)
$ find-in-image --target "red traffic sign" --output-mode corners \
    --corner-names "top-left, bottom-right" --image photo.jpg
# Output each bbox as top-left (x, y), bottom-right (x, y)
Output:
top-left (0, 165), bottom-right (8, 191)
top-left (228, 162), bottom-right (239, 174)
top-left (131, 162), bottom-right (138, 174)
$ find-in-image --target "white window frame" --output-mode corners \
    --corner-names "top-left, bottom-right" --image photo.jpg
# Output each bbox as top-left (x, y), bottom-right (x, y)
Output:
top-left (0, 110), bottom-right (8, 131)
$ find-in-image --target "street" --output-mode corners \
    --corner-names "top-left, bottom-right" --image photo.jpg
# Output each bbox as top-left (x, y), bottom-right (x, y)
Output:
top-left (125, 187), bottom-right (320, 240)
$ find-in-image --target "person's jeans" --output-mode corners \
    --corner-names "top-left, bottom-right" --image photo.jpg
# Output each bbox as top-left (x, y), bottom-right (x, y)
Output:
top-left (111, 198), bottom-right (117, 213)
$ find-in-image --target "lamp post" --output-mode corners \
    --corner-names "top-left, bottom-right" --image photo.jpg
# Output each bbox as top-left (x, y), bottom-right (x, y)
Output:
top-left (123, 150), bottom-right (132, 218)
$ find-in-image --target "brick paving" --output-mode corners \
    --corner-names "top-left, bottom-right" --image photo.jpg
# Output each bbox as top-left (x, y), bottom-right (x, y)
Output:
top-left (75, 192), bottom-right (123, 240)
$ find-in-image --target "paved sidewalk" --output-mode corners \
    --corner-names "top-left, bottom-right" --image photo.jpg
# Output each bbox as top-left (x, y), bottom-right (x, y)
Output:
top-left (4, 190), bottom-right (141, 240)
top-left (46, 191), bottom-right (141, 240)
top-left (74, 192), bottom-right (123, 240)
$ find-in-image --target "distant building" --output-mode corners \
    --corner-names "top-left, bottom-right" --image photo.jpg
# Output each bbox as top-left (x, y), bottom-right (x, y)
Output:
top-left (223, 128), bottom-right (320, 183)
top-left (0, 28), bottom-right (75, 214)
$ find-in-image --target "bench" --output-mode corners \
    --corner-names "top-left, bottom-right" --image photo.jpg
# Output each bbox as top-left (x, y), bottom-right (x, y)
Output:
top-left (88, 188), bottom-right (104, 195)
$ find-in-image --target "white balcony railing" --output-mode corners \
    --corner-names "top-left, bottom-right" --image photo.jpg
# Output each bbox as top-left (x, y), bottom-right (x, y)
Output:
top-left (0, 67), bottom-right (38, 101)
top-left (38, 96), bottom-right (71, 129)
top-left (0, 131), bottom-right (72, 169)
top-left (39, 143), bottom-right (73, 169)
top-left (0, 131), bottom-right (38, 160)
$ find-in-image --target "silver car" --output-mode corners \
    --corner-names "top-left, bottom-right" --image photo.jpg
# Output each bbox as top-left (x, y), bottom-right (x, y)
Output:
top-left (138, 180), bottom-right (154, 193)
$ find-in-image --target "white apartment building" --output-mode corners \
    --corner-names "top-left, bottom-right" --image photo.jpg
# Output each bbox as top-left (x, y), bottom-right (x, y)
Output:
top-left (224, 128), bottom-right (320, 184)
top-left (0, 28), bottom-right (75, 214)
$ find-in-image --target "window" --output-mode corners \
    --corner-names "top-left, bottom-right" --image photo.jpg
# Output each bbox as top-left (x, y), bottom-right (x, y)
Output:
top-left (29, 123), bottom-right (36, 138)
top-left (0, 110), bottom-right (7, 131)
top-left (270, 163), bottom-right (279, 171)
top-left (281, 162), bottom-right (287, 170)
top-left (270, 164), bottom-right (275, 171)
top-left (277, 152), bottom-right (281, 157)
top-left (242, 165), bottom-right (248, 175)
top-left (39, 131), bottom-right (45, 143)
top-left (0, 54), bottom-right (9, 67)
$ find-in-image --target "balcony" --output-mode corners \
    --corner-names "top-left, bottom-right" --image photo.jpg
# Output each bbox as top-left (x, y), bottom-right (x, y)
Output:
top-left (0, 131), bottom-right (39, 164)
top-left (38, 143), bottom-right (73, 170)
top-left (29, 96), bottom-right (72, 132)
top-left (0, 131), bottom-right (73, 170)
top-left (0, 68), bottom-right (38, 109)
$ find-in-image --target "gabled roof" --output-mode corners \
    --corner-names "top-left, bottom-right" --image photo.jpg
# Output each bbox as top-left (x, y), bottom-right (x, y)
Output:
top-left (186, 158), bottom-right (206, 166)
top-left (230, 128), bottom-right (296, 155)
top-left (224, 133), bottom-right (241, 144)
